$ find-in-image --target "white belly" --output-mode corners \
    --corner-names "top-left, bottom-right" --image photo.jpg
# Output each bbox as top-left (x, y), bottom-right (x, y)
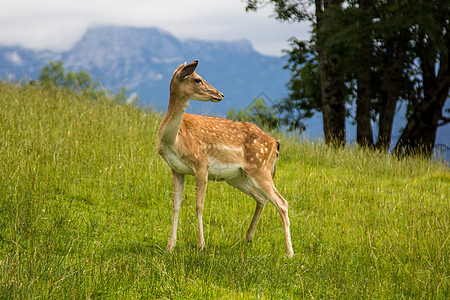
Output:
top-left (208, 158), bottom-right (244, 181)
top-left (160, 145), bottom-right (244, 180)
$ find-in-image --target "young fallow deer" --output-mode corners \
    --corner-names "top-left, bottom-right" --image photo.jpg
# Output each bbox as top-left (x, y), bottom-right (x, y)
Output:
top-left (158, 60), bottom-right (294, 258)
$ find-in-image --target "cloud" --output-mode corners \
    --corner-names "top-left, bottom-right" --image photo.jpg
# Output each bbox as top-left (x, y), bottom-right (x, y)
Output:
top-left (0, 0), bottom-right (310, 55)
top-left (5, 51), bottom-right (23, 65)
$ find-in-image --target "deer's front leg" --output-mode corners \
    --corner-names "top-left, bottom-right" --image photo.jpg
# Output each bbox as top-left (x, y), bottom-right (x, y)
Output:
top-left (195, 169), bottom-right (208, 250)
top-left (167, 170), bottom-right (185, 252)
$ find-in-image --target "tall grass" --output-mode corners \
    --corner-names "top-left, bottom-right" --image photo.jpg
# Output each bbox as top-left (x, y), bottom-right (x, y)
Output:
top-left (0, 82), bottom-right (448, 298)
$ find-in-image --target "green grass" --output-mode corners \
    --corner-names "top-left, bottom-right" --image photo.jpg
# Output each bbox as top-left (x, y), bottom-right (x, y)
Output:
top-left (0, 82), bottom-right (448, 299)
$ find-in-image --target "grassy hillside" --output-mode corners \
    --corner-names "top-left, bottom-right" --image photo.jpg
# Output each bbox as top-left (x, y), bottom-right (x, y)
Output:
top-left (0, 82), bottom-right (448, 299)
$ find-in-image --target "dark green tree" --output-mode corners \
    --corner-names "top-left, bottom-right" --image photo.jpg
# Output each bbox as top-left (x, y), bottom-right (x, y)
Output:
top-left (38, 61), bottom-right (99, 94)
top-left (393, 0), bottom-right (450, 156)
top-left (248, 0), bottom-right (347, 145)
top-left (246, 0), bottom-right (449, 156)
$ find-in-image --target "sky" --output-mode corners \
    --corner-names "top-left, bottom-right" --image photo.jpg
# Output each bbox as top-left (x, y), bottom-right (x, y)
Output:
top-left (0, 0), bottom-right (311, 56)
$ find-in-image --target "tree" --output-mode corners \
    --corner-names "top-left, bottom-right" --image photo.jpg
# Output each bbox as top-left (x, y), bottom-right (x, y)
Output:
top-left (372, 0), bottom-right (413, 150)
top-left (247, 0), bottom-right (347, 145)
top-left (38, 61), bottom-right (136, 104)
top-left (246, 0), bottom-right (449, 156)
top-left (393, 0), bottom-right (450, 156)
top-left (39, 61), bottom-right (99, 93)
top-left (355, 0), bottom-right (375, 147)
top-left (315, 0), bottom-right (347, 145)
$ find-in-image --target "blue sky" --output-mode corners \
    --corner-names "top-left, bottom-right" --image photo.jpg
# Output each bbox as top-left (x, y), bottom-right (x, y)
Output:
top-left (0, 0), bottom-right (310, 56)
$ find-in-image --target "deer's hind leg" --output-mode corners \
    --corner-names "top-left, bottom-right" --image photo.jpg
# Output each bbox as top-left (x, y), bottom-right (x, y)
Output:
top-left (269, 186), bottom-right (293, 258)
top-left (247, 173), bottom-right (294, 258)
top-left (227, 177), bottom-right (267, 243)
top-left (245, 201), bottom-right (265, 242)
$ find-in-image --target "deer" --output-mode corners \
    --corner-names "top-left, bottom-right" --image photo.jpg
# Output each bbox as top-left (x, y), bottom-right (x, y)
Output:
top-left (158, 60), bottom-right (294, 258)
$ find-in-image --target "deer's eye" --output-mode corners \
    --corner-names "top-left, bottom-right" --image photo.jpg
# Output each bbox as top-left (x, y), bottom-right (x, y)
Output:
top-left (195, 78), bottom-right (202, 84)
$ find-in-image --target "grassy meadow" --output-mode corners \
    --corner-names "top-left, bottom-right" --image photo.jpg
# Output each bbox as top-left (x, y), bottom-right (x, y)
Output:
top-left (0, 82), bottom-right (448, 298)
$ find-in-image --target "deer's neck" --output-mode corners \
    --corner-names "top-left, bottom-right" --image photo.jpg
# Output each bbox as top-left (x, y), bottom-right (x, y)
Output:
top-left (158, 93), bottom-right (189, 146)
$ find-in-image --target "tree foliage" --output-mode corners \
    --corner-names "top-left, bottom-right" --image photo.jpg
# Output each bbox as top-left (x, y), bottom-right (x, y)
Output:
top-left (39, 61), bottom-right (98, 93)
top-left (277, 39), bottom-right (321, 131)
top-left (38, 61), bottom-right (135, 103)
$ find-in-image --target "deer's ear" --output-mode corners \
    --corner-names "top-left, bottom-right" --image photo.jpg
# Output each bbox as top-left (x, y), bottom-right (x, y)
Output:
top-left (173, 62), bottom-right (186, 75)
top-left (179, 60), bottom-right (199, 79)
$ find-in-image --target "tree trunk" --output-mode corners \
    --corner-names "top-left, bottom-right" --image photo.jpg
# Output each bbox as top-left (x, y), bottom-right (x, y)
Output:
top-left (394, 47), bottom-right (450, 156)
top-left (394, 97), bottom-right (446, 157)
top-left (356, 61), bottom-right (373, 147)
top-left (376, 41), bottom-right (403, 150)
top-left (356, 0), bottom-right (374, 147)
top-left (376, 88), bottom-right (398, 150)
top-left (319, 53), bottom-right (346, 145)
top-left (316, 0), bottom-right (346, 145)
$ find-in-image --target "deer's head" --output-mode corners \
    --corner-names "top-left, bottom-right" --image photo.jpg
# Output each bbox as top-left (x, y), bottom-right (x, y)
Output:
top-left (170, 60), bottom-right (224, 103)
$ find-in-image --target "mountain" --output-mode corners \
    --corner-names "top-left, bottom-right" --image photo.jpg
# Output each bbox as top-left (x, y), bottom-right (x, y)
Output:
top-left (0, 26), bottom-right (290, 115)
